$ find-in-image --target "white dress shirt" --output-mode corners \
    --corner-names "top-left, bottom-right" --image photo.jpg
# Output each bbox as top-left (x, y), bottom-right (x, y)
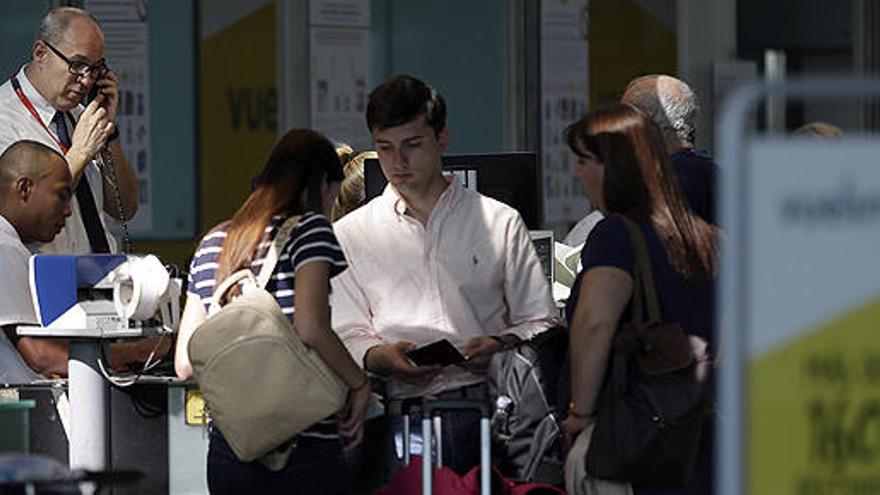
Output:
top-left (331, 176), bottom-right (557, 397)
top-left (0, 66), bottom-right (116, 254)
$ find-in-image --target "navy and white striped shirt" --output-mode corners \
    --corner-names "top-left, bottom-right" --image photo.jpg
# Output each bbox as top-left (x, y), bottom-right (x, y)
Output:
top-left (188, 212), bottom-right (348, 440)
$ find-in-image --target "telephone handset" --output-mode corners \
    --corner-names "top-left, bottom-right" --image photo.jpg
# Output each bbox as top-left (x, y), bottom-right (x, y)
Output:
top-left (86, 83), bottom-right (101, 106)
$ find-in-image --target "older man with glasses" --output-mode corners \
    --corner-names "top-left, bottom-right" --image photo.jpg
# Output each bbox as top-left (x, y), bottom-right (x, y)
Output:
top-left (0, 6), bottom-right (138, 255)
top-left (0, 7), bottom-right (152, 379)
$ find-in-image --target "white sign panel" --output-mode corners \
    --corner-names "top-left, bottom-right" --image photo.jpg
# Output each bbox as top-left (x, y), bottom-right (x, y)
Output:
top-left (745, 138), bottom-right (880, 358)
top-left (738, 137), bottom-right (880, 494)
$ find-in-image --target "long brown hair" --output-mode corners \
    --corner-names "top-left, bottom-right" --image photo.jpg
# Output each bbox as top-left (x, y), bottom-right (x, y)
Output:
top-left (214, 129), bottom-right (344, 285)
top-left (565, 103), bottom-right (717, 280)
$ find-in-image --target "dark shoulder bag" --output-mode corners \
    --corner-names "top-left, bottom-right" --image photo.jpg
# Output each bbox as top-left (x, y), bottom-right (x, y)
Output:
top-left (584, 216), bottom-right (713, 487)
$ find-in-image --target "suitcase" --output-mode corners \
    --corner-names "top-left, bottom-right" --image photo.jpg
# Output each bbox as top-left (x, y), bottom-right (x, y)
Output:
top-left (403, 398), bottom-right (492, 495)
top-left (382, 398), bottom-right (565, 495)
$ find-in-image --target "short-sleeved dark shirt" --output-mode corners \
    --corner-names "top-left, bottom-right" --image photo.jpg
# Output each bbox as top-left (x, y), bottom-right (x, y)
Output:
top-left (672, 148), bottom-right (717, 225)
top-left (565, 215), bottom-right (715, 346)
top-left (565, 215), bottom-right (716, 494)
top-left (188, 212), bottom-right (348, 439)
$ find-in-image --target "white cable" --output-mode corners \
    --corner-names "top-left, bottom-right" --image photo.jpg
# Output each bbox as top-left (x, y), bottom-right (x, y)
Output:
top-left (97, 357), bottom-right (137, 388)
top-left (97, 333), bottom-right (168, 388)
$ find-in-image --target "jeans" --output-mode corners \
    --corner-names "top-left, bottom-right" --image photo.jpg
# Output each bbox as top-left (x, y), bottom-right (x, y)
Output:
top-left (207, 426), bottom-right (349, 494)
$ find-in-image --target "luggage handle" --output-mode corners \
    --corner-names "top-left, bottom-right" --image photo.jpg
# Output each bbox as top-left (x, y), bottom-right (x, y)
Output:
top-left (422, 399), bottom-right (491, 418)
top-left (421, 398), bottom-right (491, 495)
top-left (399, 398), bottom-right (423, 466)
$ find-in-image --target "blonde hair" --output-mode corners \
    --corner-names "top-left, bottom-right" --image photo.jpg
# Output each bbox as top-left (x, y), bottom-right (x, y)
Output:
top-left (794, 121), bottom-right (843, 138)
top-left (331, 145), bottom-right (376, 221)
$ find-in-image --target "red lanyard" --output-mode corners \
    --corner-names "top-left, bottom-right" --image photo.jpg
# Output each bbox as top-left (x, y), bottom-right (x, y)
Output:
top-left (10, 75), bottom-right (69, 154)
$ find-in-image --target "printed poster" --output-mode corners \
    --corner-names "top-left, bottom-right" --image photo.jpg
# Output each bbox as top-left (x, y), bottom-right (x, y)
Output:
top-left (309, 0), bottom-right (371, 151)
top-left (85, 0), bottom-right (152, 232)
top-left (541, 0), bottom-right (590, 226)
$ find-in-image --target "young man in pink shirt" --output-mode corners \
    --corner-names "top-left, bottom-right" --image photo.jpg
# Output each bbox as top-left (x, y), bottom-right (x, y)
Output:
top-left (331, 75), bottom-right (556, 473)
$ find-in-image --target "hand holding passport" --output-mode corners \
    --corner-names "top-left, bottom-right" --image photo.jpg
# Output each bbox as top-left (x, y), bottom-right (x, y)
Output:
top-left (405, 339), bottom-right (467, 367)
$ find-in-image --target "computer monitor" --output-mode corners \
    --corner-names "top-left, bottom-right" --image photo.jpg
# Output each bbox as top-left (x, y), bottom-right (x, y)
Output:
top-left (363, 152), bottom-right (541, 228)
top-left (528, 230), bottom-right (555, 285)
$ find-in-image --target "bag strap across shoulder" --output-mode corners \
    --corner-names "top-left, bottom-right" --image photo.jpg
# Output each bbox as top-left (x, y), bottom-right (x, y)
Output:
top-left (615, 215), bottom-right (661, 327)
top-left (256, 214), bottom-right (302, 288)
top-left (208, 215), bottom-right (302, 313)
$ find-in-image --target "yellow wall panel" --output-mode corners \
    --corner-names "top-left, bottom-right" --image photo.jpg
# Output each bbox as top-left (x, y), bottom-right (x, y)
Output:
top-left (750, 296), bottom-right (880, 494)
top-left (589, 0), bottom-right (676, 106)
top-left (199, 3), bottom-right (278, 234)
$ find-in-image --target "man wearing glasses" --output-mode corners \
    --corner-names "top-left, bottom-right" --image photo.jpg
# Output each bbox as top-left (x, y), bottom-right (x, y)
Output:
top-left (0, 6), bottom-right (138, 255)
top-left (0, 8), bottom-right (150, 378)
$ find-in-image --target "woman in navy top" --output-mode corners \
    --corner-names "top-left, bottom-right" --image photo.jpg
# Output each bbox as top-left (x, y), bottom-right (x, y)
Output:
top-left (562, 104), bottom-right (718, 494)
top-left (174, 129), bottom-right (371, 494)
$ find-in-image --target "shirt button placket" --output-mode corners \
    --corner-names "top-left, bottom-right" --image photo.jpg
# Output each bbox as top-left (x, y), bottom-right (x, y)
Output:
top-left (428, 218), bottom-right (446, 335)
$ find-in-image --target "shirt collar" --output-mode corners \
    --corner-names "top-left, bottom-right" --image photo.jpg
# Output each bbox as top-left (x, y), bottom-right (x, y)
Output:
top-left (16, 65), bottom-right (62, 128)
top-left (382, 174), bottom-right (463, 218)
top-left (0, 213), bottom-right (23, 244)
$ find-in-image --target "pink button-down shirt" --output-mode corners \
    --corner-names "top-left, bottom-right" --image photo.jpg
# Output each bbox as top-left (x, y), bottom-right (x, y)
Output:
top-left (330, 177), bottom-right (557, 397)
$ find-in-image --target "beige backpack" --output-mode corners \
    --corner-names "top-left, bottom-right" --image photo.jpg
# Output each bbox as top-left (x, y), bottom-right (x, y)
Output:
top-left (187, 216), bottom-right (347, 463)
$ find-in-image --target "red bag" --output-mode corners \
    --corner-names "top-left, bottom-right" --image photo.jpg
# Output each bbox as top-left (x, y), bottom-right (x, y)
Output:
top-left (374, 456), bottom-right (565, 495)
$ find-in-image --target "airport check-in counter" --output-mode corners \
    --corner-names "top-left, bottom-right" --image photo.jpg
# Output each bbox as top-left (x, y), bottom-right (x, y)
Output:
top-left (7, 379), bottom-right (209, 495)
top-left (167, 381), bottom-right (209, 495)
top-left (3, 254), bottom-right (211, 493)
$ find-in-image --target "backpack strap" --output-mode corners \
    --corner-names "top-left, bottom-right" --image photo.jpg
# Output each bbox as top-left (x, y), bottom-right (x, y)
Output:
top-left (208, 215), bottom-right (302, 314)
top-left (255, 215), bottom-right (302, 289)
top-left (209, 270), bottom-right (258, 314)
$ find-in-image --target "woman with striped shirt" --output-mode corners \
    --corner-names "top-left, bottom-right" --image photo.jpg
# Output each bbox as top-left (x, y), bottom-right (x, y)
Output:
top-left (174, 129), bottom-right (371, 494)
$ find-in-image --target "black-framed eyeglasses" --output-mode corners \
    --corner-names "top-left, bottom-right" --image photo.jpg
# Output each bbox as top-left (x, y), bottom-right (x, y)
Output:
top-left (42, 40), bottom-right (107, 79)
